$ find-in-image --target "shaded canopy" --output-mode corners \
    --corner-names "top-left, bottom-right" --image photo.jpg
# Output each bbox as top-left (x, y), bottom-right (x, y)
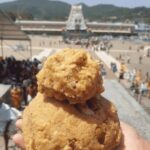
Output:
top-left (0, 9), bottom-right (30, 41)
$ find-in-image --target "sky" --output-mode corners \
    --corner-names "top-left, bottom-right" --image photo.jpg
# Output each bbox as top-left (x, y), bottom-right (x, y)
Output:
top-left (0, 0), bottom-right (150, 8)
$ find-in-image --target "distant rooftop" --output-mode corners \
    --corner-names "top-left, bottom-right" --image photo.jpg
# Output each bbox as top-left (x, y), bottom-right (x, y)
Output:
top-left (0, 10), bottom-right (30, 41)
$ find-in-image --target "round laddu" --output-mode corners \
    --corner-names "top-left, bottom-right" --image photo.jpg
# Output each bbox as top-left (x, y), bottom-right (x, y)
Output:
top-left (37, 49), bottom-right (104, 104)
top-left (23, 93), bottom-right (122, 150)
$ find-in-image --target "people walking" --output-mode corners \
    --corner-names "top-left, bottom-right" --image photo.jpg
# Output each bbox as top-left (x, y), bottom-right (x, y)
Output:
top-left (139, 82), bottom-right (147, 103)
top-left (139, 55), bottom-right (142, 64)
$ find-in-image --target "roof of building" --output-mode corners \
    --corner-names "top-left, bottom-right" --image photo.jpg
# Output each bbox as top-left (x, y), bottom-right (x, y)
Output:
top-left (16, 20), bottom-right (66, 25)
top-left (0, 10), bottom-right (30, 41)
top-left (87, 22), bottom-right (135, 27)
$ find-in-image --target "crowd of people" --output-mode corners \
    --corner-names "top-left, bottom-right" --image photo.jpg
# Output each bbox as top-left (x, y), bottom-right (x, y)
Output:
top-left (119, 64), bottom-right (150, 103)
top-left (0, 56), bottom-right (41, 109)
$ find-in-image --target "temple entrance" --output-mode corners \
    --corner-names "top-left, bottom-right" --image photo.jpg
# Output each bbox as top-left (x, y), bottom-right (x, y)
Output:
top-left (63, 5), bottom-right (92, 41)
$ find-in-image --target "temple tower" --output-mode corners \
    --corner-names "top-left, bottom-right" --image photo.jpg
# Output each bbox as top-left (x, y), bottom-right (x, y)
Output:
top-left (66, 5), bottom-right (87, 31)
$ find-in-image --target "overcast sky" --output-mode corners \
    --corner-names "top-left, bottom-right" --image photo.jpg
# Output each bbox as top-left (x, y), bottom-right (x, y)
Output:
top-left (0, 0), bottom-right (150, 8)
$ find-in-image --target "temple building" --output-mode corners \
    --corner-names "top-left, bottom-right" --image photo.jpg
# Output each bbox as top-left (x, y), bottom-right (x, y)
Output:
top-left (66, 5), bottom-right (87, 31)
top-left (15, 5), bottom-right (136, 36)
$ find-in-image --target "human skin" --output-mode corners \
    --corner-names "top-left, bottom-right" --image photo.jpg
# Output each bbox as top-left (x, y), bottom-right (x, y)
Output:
top-left (119, 122), bottom-right (150, 150)
top-left (13, 120), bottom-right (150, 150)
top-left (13, 119), bottom-right (25, 149)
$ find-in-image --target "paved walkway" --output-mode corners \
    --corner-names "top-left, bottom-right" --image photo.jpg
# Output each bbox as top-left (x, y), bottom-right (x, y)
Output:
top-left (103, 79), bottom-right (150, 140)
top-left (94, 51), bottom-right (150, 115)
top-left (95, 51), bottom-right (122, 77)
top-left (90, 50), bottom-right (150, 139)
top-left (120, 80), bottom-right (150, 114)
top-left (95, 51), bottom-right (150, 139)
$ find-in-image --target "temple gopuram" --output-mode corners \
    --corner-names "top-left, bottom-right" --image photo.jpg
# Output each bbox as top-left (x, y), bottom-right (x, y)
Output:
top-left (15, 5), bottom-right (135, 37)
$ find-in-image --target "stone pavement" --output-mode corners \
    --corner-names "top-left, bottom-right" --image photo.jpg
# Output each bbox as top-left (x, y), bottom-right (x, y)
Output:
top-left (120, 80), bottom-right (150, 114)
top-left (93, 50), bottom-right (150, 139)
top-left (103, 79), bottom-right (150, 140)
top-left (95, 51), bottom-right (122, 77)
top-left (90, 49), bottom-right (150, 139)
top-left (94, 50), bottom-right (150, 115)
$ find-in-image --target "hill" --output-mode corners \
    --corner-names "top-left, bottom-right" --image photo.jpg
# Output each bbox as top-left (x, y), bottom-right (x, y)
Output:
top-left (0, 0), bottom-right (71, 20)
top-left (0, 0), bottom-right (150, 23)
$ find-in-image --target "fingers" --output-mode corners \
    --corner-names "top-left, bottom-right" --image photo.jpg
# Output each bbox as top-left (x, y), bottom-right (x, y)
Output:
top-left (13, 119), bottom-right (25, 149)
top-left (119, 121), bottom-right (142, 150)
top-left (120, 121), bottom-right (139, 137)
top-left (12, 133), bottom-right (25, 149)
top-left (16, 119), bottom-right (22, 129)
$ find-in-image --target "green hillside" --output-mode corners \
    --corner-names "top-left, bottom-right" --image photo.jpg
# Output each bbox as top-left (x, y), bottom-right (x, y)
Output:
top-left (0, 0), bottom-right (71, 20)
top-left (0, 0), bottom-right (150, 23)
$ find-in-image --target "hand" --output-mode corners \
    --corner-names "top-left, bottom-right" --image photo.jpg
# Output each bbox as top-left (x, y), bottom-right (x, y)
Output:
top-left (120, 122), bottom-right (150, 150)
top-left (12, 119), bottom-right (25, 149)
top-left (13, 120), bottom-right (150, 150)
